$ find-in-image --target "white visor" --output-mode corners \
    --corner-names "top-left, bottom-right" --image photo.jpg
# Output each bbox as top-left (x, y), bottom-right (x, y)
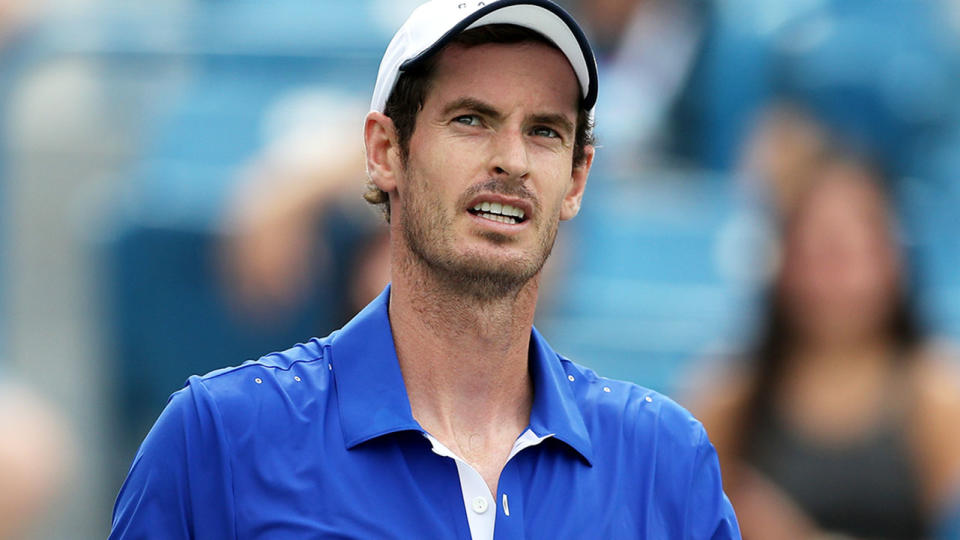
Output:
top-left (369, 0), bottom-right (598, 114)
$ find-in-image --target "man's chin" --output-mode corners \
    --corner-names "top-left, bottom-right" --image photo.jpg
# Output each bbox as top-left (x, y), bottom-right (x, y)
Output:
top-left (430, 252), bottom-right (542, 300)
top-left (402, 216), bottom-right (552, 300)
top-left (456, 247), bottom-right (537, 272)
top-left (474, 229), bottom-right (516, 246)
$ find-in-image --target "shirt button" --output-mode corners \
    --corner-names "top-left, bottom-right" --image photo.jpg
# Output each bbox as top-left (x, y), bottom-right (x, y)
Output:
top-left (471, 496), bottom-right (489, 514)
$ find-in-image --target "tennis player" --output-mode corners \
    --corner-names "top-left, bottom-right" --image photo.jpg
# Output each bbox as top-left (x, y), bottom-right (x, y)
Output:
top-left (110, 1), bottom-right (740, 538)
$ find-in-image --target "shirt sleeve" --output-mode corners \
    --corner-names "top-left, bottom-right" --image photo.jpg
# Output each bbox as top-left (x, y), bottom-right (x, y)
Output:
top-left (109, 377), bottom-right (236, 540)
top-left (683, 426), bottom-right (741, 540)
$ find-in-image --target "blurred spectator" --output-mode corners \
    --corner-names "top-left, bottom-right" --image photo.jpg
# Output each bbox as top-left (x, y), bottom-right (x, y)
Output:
top-left (106, 88), bottom-right (391, 466)
top-left (572, 0), bottom-right (706, 173)
top-left (0, 382), bottom-right (73, 540)
top-left (571, 0), bottom-right (785, 175)
top-left (691, 155), bottom-right (960, 539)
top-left (573, 0), bottom-right (960, 180)
top-left (765, 0), bottom-right (960, 183)
top-left (739, 104), bottom-right (830, 217)
top-left (217, 91), bottom-right (389, 320)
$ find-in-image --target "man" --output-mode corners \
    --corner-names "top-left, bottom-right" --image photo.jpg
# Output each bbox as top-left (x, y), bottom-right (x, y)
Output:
top-left (110, 1), bottom-right (740, 538)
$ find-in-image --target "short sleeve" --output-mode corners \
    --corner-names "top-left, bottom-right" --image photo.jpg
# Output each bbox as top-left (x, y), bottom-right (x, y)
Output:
top-left (684, 426), bottom-right (741, 540)
top-left (109, 377), bottom-right (236, 540)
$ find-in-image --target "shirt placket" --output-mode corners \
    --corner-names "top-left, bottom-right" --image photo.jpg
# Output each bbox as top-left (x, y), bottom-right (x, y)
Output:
top-left (493, 430), bottom-right (551, 539)
top-left (492, 457), bottom-right (524, 539)
top-left (423, 430), bottom-right (552, 540)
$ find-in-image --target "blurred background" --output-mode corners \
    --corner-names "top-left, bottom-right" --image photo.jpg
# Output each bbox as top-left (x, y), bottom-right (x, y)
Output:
top-left (2, 0), bottom-right (960, 538)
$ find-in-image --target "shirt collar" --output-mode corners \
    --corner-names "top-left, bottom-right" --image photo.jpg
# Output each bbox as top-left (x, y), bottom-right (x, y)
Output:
top-left (330, 285), bottom-right (594, 466)
top-left (526, 325), bottom-right (594, 465)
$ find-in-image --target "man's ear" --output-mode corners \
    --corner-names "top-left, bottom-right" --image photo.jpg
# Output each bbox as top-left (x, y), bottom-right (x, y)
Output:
top-left (559, 144), bottom-right (594, 221)
top-left (364, 111), bottom-right (402, 195)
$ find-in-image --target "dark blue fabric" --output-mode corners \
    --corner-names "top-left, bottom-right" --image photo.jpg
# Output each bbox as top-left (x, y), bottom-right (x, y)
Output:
top-left (111, 285), bottom-right (740, 539)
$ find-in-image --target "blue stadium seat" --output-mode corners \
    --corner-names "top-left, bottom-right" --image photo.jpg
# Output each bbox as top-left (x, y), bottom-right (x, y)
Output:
top-left (538, 171), bottom-right (760, 394)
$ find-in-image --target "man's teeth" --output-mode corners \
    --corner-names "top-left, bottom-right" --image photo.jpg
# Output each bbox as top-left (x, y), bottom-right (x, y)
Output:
top-left (471, 202), bottom-right (526, 224)
top-left (479, 214), bottom-right (516, 224)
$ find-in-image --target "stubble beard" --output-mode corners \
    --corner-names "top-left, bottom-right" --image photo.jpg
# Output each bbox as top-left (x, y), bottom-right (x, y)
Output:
top-left (398, 171), bottom-right (557, 303)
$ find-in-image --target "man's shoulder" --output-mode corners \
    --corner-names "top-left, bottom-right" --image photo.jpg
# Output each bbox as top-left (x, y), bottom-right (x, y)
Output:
top-left (557, 356), bottom-right (739, 537)
top-left (178, 337), bottom-right (335, 416)
top-left (559, 356), bottom-right (707, 450)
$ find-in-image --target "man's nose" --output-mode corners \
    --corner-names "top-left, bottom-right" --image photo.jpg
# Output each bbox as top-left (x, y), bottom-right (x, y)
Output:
top-left (489, 126), bottom-right (530, 180)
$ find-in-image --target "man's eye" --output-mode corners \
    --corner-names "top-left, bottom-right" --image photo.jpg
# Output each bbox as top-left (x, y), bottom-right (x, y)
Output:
top-left (454, 115), bottom-right (482, 127)
top-left (531, 126), bottom-right (559, 139)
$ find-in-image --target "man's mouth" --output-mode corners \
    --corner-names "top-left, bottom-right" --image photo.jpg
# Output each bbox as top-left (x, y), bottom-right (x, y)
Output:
top-left (467, 202), bottom-right (528, 225)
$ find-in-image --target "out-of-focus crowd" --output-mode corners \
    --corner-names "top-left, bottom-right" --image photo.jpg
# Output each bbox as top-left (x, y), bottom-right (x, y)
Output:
top-left (2, 0), bottom-right (960, 538)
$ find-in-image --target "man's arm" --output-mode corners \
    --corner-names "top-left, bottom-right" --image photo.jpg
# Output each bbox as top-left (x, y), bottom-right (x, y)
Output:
top-left (110, 378), bottom-right (236, 539)
top-left (683, 426), bottom-right (741, 540)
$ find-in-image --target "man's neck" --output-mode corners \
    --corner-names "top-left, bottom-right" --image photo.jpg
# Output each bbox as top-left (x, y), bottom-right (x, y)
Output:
top-left (388, 251), bottom-right (538, 468)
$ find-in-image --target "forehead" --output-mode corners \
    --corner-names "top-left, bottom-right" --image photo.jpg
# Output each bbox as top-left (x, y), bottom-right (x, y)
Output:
top-left (791, 179), bottom-right (891, 245)
top-left (806, 174), bottom-right (885, 216)
top-left (425, 41), bottom-right (580, 113)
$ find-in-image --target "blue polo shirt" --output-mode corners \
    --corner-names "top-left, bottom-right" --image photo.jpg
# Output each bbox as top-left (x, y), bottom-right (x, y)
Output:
top-left (110, 286), bottom-right (740, 539)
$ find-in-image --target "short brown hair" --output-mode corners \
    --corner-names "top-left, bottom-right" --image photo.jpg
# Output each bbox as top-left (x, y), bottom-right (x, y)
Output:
top-left (365, 24), bottom-right (595, 221)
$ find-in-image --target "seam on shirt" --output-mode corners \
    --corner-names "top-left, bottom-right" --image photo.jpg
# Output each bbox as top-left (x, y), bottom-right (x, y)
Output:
top-left (681, 425), bottom-right (707, 537)
top-left (196, 377), bottom-right (239, 539)
top-left (199, 348), bottom-right (327, 383)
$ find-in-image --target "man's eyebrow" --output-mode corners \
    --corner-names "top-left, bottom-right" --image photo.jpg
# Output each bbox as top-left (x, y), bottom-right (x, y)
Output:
top-left (441, 97), bottom-right (502, 120)
top-left (529, 113), bottom-right (575, 137)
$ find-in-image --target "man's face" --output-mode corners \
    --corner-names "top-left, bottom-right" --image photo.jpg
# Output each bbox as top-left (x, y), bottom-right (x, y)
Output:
top-left (395, 40), bottom-right (590, 299)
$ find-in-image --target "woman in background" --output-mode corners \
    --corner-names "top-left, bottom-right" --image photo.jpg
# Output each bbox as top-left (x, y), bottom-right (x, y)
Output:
top-left (693, 154), bottom-right (960, 539)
